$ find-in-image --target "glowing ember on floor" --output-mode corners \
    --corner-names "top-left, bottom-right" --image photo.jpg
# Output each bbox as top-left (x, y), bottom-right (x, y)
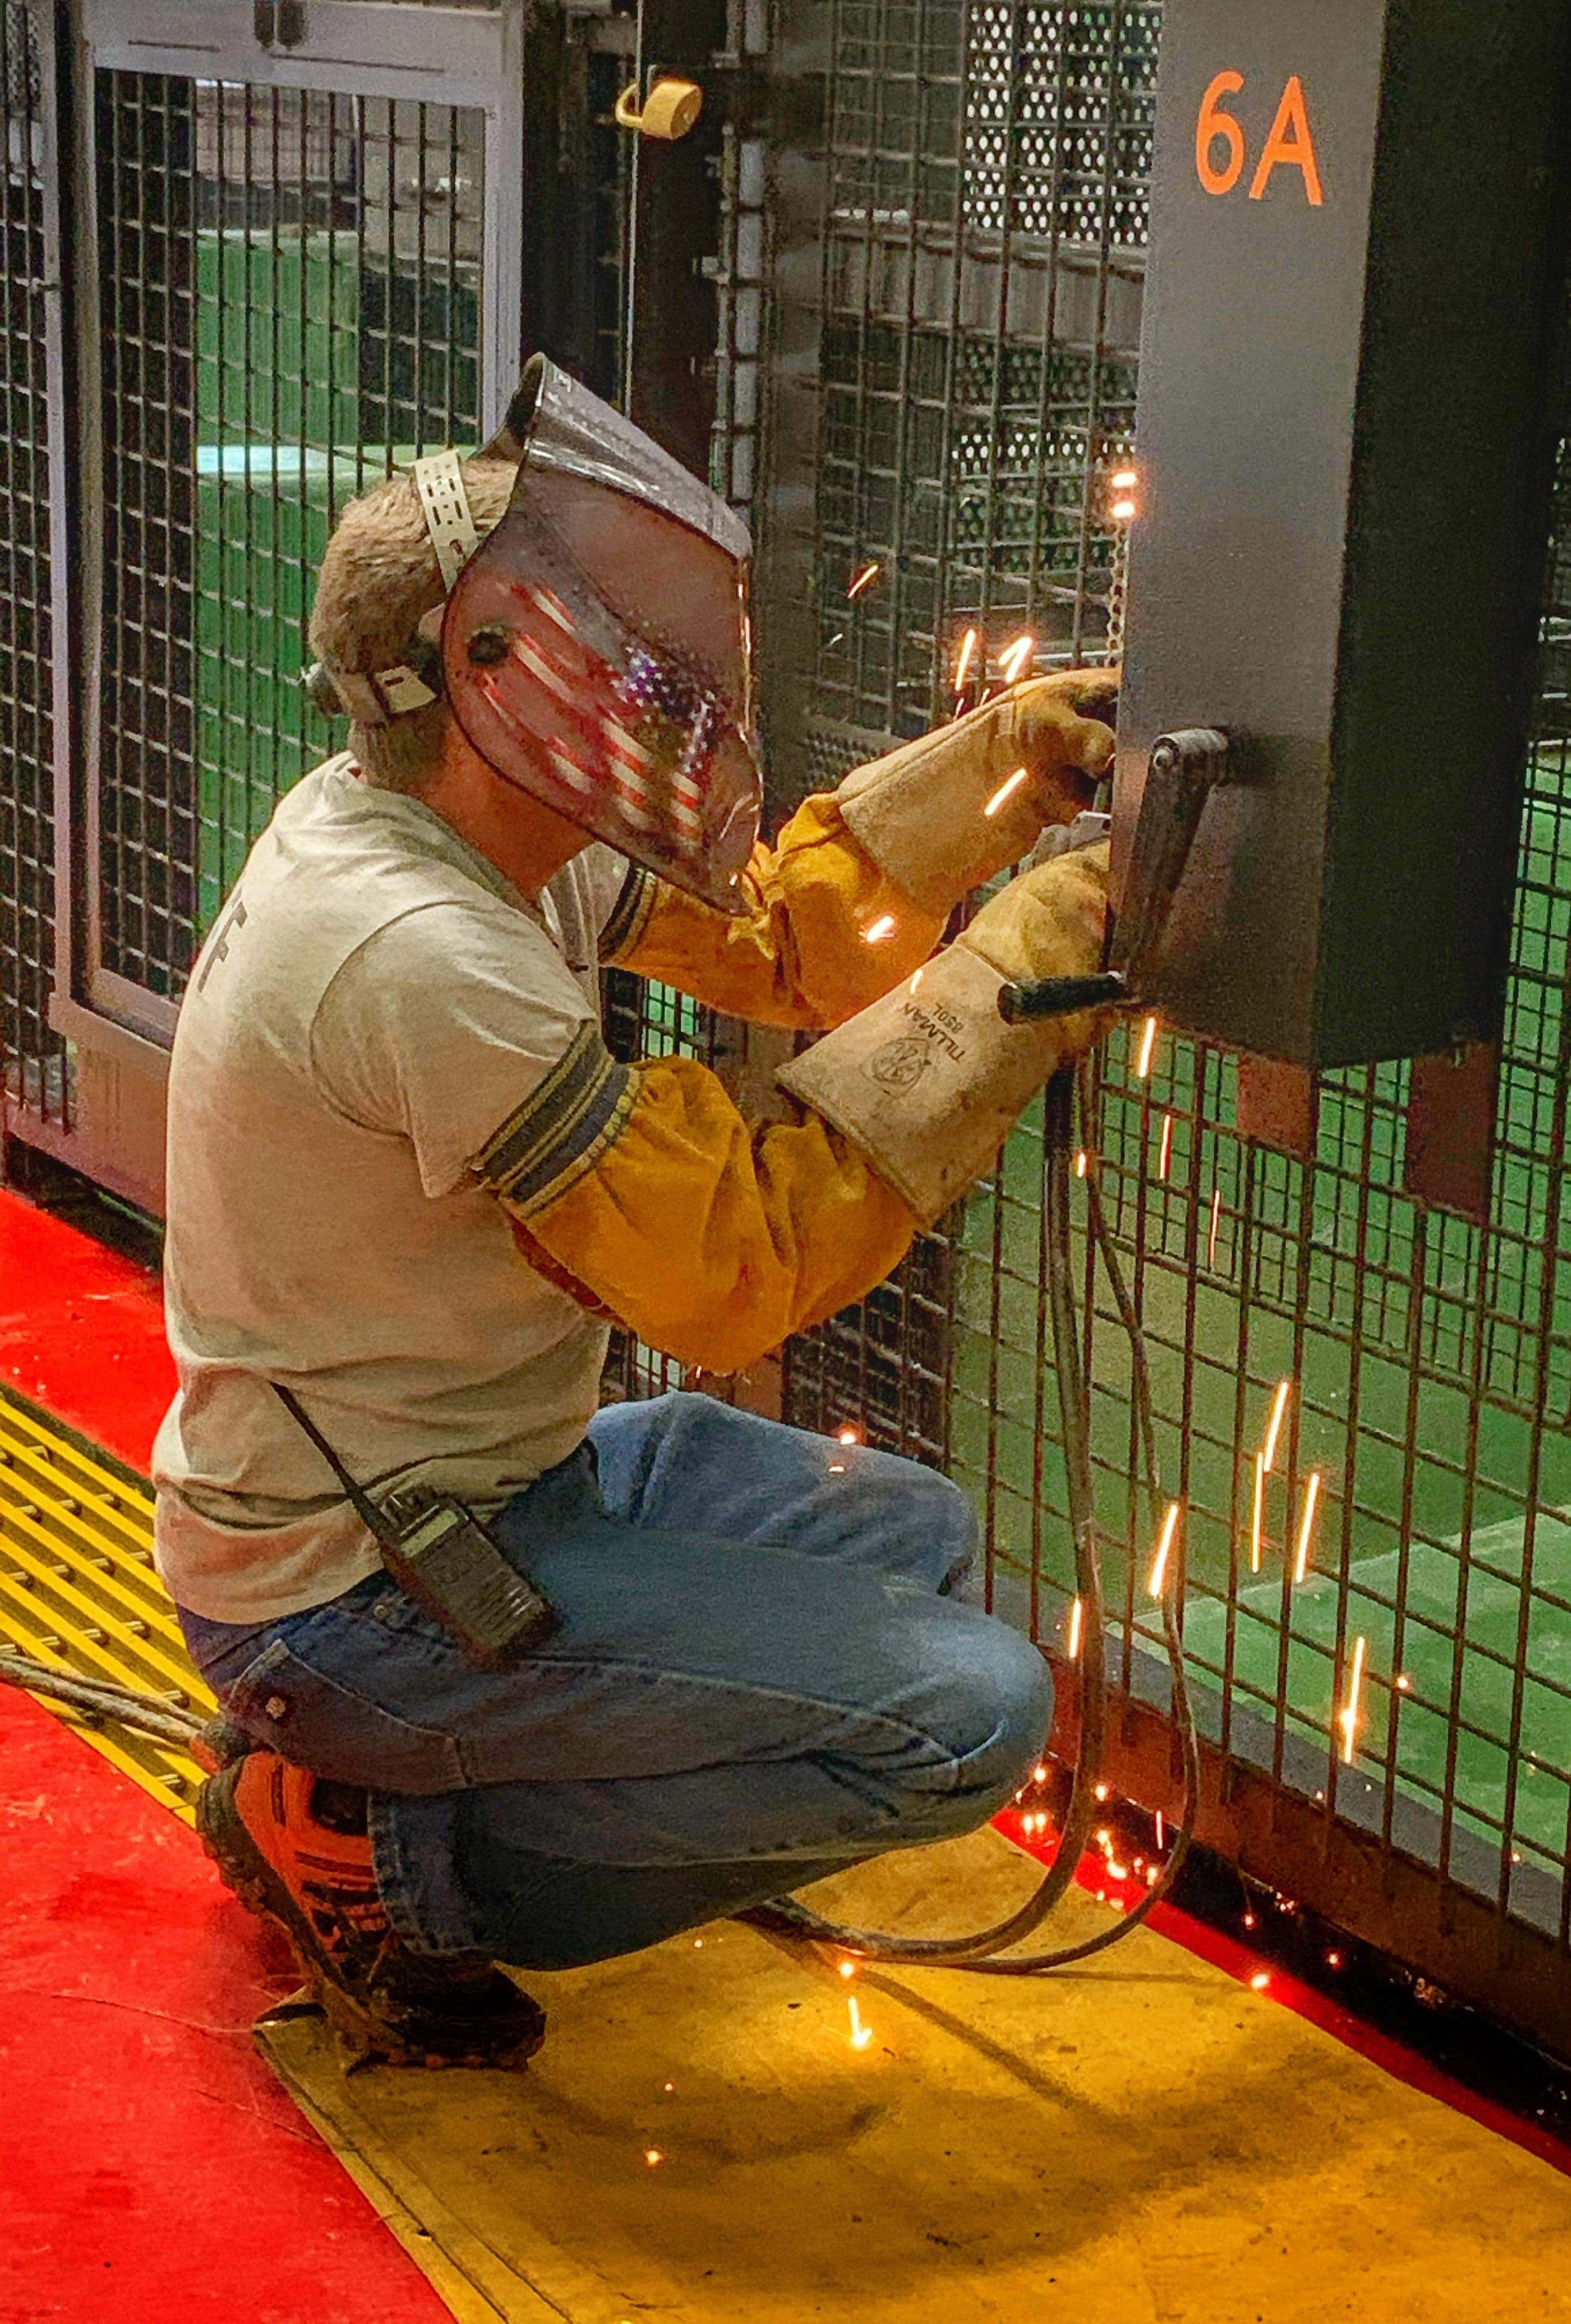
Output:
top-left (1293, 1472), bottom-right (1323, 1583)
top-left (1339, 1638), bottom-right (1368, 1765)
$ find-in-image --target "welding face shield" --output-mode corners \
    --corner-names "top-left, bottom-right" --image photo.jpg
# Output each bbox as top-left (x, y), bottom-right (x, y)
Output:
top-left (441, 357), bottom-right (762, 913)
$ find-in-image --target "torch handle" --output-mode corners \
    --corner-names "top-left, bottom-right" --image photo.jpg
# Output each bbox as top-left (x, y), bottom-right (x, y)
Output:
top-left (997, 971), bottom-right (1131, 1025)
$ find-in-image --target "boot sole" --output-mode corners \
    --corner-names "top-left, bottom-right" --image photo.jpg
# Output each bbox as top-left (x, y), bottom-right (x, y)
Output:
top-left (197, 1764), bottom-right (545, 2071)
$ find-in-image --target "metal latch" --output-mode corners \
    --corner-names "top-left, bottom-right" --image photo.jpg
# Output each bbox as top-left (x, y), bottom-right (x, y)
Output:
top-left (999, 727), bottom-right (1233, 1024)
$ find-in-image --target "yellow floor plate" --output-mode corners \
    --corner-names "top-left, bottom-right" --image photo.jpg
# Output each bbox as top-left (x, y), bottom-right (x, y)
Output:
top-left (0, 1387), bottom-right (212, 1820)
top-left (259, 1827), bottom-right (1571, 2324)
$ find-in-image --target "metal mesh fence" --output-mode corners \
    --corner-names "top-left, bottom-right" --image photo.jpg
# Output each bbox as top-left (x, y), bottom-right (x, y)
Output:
top-left (745, 0), bottom-right (1571, 2000)
top-left (93, 71), bottom-right (486, 1000)
top-left (0, 0), bottom-right (65, 1123)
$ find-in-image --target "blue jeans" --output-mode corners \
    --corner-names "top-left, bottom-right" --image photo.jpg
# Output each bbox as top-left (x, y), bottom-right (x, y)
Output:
top-left (179, 1394), bottom-right (1051, 1968)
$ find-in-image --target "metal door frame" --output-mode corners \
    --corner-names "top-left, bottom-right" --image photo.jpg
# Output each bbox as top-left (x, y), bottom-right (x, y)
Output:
top-left (39, 0), bottom-right (524, 1206)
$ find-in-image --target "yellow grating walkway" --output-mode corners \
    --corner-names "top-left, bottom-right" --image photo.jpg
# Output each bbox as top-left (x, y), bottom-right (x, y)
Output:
top-left (0, 1386), bottom-right (213, 1821)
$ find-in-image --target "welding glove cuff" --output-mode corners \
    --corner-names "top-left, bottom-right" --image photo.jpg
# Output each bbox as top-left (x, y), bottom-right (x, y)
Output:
top-left (776, 845), bottom-right (1109, 1222)
top-left (833, 671), bottom-right (1117, 918)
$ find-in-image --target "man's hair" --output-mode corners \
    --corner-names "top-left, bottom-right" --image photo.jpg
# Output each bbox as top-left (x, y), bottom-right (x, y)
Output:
top-left (307, 455), bottom-right (519, 793)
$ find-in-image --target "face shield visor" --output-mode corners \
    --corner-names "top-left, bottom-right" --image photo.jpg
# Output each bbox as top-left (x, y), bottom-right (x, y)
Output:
top-left (442, 358), bottom-right (762, 914)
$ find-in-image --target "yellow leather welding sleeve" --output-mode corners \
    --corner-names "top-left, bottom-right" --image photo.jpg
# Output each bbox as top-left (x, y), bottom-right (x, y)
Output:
top-left (601, 671), bottom-right (1115, 1031)
top-left (470, 1029), bottom-right (919, 1375)
top-left (601, 792), bottom-right (947, 1032)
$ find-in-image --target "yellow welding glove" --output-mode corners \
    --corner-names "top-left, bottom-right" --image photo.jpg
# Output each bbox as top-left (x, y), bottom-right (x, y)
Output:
top-left (833, 669), bottom-right (1117, 915)
top-left (776, 844), bottom-right (1111, 1223)
top-left (603, 670), bottom-right (1116, 1032)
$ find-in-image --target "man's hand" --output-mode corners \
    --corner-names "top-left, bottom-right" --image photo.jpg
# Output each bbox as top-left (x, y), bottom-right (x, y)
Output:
top-left (776, 843), bottom-right (1115, 1222)
top-left (961, 840), bottom-right (1109, 991)
top-left (833, 669), bottom-right (1119, 918)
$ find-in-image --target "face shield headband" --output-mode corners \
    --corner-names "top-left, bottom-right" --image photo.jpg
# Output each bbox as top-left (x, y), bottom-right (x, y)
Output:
top-left (441, 361), bottom-right (763, 914)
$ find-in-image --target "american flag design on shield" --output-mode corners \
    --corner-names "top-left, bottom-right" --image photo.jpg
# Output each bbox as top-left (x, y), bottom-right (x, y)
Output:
top-left (474, 583), bottom-right (713, 846)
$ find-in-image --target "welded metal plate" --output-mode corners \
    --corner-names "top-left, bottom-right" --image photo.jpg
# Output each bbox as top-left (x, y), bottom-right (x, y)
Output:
top-left (1116, 0), bottom-right (1571, 1067)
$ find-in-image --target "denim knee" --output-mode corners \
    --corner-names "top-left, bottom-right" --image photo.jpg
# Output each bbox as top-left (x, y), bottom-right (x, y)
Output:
top-left (922, 1614), bottom-right (1053, 1822)
top-left (894, 1463), bottom-right (977, 1595)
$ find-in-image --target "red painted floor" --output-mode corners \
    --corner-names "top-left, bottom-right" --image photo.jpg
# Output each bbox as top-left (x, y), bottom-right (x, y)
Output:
top-left (0, 1188), bottom-right (454, 2321)
top-left (0, 1681), bottom-right (458, 2324)
top-left (0, 1190), bottom-right (173, 1470)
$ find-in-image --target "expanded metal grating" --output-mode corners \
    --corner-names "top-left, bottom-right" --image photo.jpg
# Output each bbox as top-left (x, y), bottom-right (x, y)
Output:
top-left (93, 70), bottom-right (487, 1001)
top-left (0, 1389), bottom-right (212, 1821)
top-left (0, 1), bottom-right (66, 1126)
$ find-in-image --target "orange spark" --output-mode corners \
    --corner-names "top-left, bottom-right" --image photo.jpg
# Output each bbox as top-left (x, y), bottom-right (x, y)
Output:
top-left (864, 912), bottom-right (897, 944)
top-left (952, 627), bottom-right (980, 691)
top-left (1111, 498), bottom-right (1137, 521)
top-left (1250, 1452), bottom-right (1266, 1575)
top-left (1262, 1379), bottom-right (1293, 1474)
top-left (839, 1960), bottom-right (857, 1980)
top-left (1094, 1782), bottom-right (1111, 1802)
top-left (1157, 1112), bottom-right (1174, 1181)
top-left (828, 1463), bottom-right (845, 1474)
top-left (984, 765), bottom-right (1030, 819)
top-left (1136, 1015), bottom-right (1158, 1079)
top-left (848, 1995), bottom-right (874, 2051)
top-left (998, 632), bottom-right (1036, 683)
top-left (1111, 467), bottom-right (1139, 491)
top-left (846, 560), bottom-right (881, 599)
top-left (1208, 1186), bottom-right (1222, 1268)
top-left (1339, 1637), bottom-right (1368, 1765)
top-left (1155, 1810), bottom-right (1166, 1848)
top-left (1067, 1597), bottom-right (1084, 1659)
top-left (909, 967), bottom-right (924, 993)
top-left (644, 2148), bottom-right (664, 2167)
top-left (1075, 1150), bottom-right (1089, 1178)
top-left (1147, 1500), bottom-right (1181, 1600)
top-left (1293, 1472), bottom-right (1322, 1583)
top-left (1033, 1763), bottom-right (1048, 1784)
top-left (1249, 1971), bottom-right (1270, 1993)
top-left (838, 1425), bottom-right (860, 1446)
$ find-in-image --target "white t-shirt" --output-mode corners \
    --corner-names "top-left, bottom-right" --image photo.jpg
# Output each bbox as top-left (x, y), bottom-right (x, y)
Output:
top-left (153, 755), bottom-right (636, 1624)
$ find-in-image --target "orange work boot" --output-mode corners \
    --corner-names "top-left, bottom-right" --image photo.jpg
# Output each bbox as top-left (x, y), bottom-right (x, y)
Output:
top-left (197, 1750), bottom-right (545, 2068)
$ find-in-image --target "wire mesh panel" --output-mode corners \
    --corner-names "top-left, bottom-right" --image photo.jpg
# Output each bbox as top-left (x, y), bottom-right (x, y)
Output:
top-left (91, 67), bottom-right (487, 1008)
top-left (0, 0), bottom-right (66, 1126)
top-left (754, 0), bottom-right (1571, 2036)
